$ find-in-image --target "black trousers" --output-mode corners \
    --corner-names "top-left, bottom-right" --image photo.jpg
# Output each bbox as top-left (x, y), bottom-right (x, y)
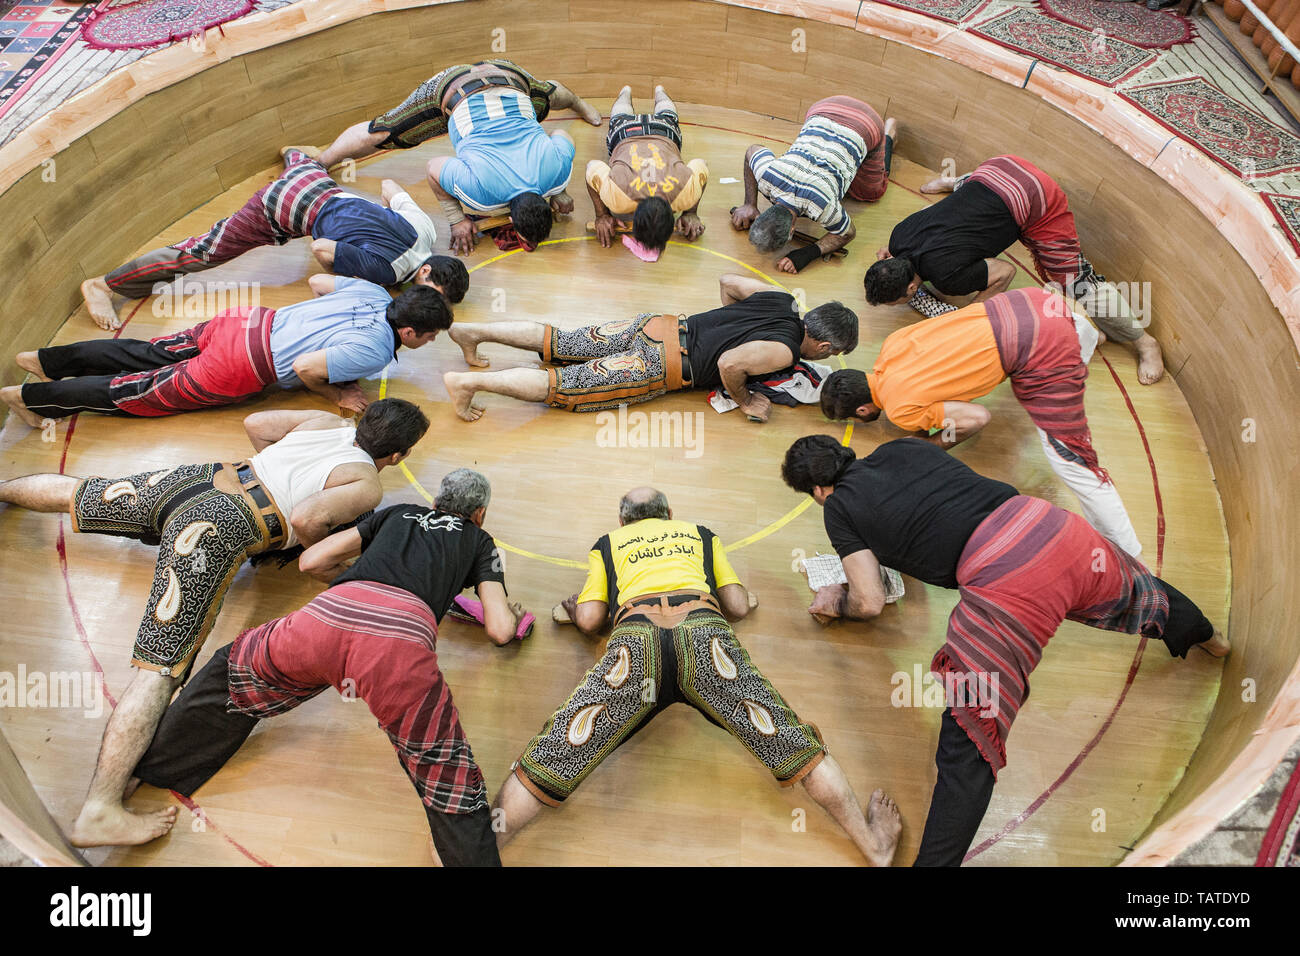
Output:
top-left (134, 644), bottom-right (502, 867)
top-left (913, 708), bottom-right (996, 867)
top-left (22, 337), bottom-right (192, 418)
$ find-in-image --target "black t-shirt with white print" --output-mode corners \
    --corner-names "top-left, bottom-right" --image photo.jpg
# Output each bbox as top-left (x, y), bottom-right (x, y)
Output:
top-left (335, 504), bottom-right (505, 620)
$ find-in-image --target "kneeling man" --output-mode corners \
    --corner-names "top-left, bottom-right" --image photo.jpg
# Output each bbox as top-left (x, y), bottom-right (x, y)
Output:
top-left (491, 486), bottom-right (902, 865)
top-left (443, 274), bottom-right (857, 421)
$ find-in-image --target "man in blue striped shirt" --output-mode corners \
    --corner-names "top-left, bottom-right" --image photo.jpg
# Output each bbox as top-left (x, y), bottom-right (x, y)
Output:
top-left (733, 97), bottom-right (896, 274)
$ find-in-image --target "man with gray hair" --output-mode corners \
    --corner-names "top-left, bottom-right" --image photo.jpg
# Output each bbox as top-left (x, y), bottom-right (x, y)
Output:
top-left (131, 467), bottom-right (528, 866)
top-left (732, 97), bottom-right (896, 274)
top-left (445, 273), bottom-right (858, 422)
top-left (490, 486), bottom-right (903, 866)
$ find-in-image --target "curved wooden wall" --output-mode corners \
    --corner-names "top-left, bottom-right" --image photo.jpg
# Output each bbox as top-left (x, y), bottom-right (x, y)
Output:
top-left (0, 0), bottom-right (1297, 863)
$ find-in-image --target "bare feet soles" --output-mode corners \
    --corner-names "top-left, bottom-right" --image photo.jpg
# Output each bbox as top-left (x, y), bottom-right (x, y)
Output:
top-left (1136, 334), bottom-right (1165, 385)
top-left (884, 117), bottom-right (898, 140)
top-left (448, 325), bottom-right (490, 367)
top-left (81, 276), bottom-right (121, 331)
top-left (864, 788), bottom-right (902, 867)
top-left (1, 386), bottom-right (43, 428)
top-left (16, 350), bottom-right (47, 381)
top-left (1196, 629), bottom-right (1231, 659)
top-left (443, 372), bottom-right (486, 422)
top-left (70, 802), bottom-right (177, 848)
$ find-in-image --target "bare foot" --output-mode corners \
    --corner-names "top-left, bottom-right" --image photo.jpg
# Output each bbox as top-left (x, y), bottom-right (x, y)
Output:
top-left (573, 96), bottom-right (602, 126)
top-left (70, 801), bottom-right (177, 847)
top-left (1135, 334), bottom-right (1165, 385)
top-left (884, 117), bottom-right (898, 140)
top-left (16, 350), bottom-right (47, 381)
top-left (1, 386), bottom-right (44, 428)
top-left (863, 788), bottom-right (902, 867)
top-left (443, 372), bottom-right (486, 422)
top-left (448, 325), bottom-right (490, 367)
top-left (81, 276), bottom-right (121, 331)
top-left (1195, 629), bottom-right (1231, 659)
top-left (123, 776), bottom-right (141, 801)
top-left (919, 175), bottom-right (956, 194)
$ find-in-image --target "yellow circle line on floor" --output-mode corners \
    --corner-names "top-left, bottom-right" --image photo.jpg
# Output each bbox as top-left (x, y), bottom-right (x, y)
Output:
top-left (382, 234), bottom-right (853, 568)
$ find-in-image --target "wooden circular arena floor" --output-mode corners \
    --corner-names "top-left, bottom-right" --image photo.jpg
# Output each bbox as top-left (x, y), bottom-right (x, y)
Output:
top-left (0, 102), bottom-right (1229, 866)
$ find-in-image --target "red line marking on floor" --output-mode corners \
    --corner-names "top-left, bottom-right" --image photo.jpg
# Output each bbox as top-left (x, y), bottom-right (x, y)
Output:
top-left (55, 299), bottom-right (272, 866)
top-left (963, 256), bottom-right (1167, 861)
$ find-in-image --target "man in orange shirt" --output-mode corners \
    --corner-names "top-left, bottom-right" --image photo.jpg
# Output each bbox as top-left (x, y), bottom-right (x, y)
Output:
top-left (820, 287), bottom-right (1142, 557)
top-left (586, 84), bottom-right (708, 257)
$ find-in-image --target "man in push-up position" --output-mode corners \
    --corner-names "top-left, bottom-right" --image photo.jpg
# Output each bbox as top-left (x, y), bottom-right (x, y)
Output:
top-left (132, 467), bottom-right (527, 866)
top-left (863, 154), bottom-right (1164, 384)
top-left (732, 96), bottom-right (896, 273)
top-left (586, 84), bottom-right (708, 255)
top-left (0, 399), bottom-right (429, 846)
top-left (316, 60), bottom-right (601, 253)
top-left (443, 274), bottom-right (857, 421)
top-left (79, 146), bottom-right (467, 331)
top-left (782, 435), bottom-right (1227, 865)
top-left (491, 486), bottom-right (903, 865)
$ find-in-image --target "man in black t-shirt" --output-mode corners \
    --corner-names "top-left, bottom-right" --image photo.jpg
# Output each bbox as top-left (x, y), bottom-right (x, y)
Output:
top-left (132, 468), bottom-right (527, 867)
top-left (862, 155), bottom-right (1164, 385)
top-left (782, 435), bottom-right (1226, 866)
top-left (442, 273), bottom-right (859, 420)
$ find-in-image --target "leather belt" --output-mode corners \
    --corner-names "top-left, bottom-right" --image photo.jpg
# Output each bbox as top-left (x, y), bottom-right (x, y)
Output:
top-left (678, 318), bottom-right (694, 386)
top-left (614, 589), bottom-right (719, 627)
top-left (233, 462), bottom-right (286, 545)
top-left (444, 73), bottom-right (529, 113)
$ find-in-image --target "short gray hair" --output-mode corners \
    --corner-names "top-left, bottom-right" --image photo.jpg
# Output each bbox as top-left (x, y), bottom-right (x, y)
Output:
top-left (749, 204), bottom-right (794, 253)
top-left (619, 488), bottom-right (670, 524)
top-left (804, 301), bottom-right (859, 353)
top-left (435, 468), bottom-right (491, 516)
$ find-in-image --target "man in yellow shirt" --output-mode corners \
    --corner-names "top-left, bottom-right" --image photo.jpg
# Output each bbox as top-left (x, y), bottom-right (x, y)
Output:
top-left (586, 85), bottom-right (708, 256)
top-left (491, 486), bottom-right (902, 865)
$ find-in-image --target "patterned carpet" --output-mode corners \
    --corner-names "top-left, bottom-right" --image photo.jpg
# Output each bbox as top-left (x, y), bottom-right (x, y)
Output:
top-left (973, 8), bottom-right (1156, 86)
top-left (0, 2), bottom-right (102, 123)
top-left (1037, 0), bottom-right (1196, 50)
top-left (869, 0), bottom-right (991, 24)
top-left (83, 0), bottom-right (254, 50)
top-left (1262, 193), bottom-right (1300, 257)
top-left (1122, 77), bottom-right (1300, 179)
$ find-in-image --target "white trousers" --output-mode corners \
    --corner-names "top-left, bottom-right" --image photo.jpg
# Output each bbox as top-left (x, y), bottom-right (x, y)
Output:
top-left (1037, 427), bottom-right (1142, 557)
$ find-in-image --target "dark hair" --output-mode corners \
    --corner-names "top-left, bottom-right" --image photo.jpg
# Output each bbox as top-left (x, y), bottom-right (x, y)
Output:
top-left (510, 192), bottom-right (553, 246)
top-left (804, 301), bottom-right (859, 353)
top-left (819, 369), bottom-right (877, 421)
top-left (749, 204), bottom-right (794, 253)
top-left (421, 255), bottom-right (469, 304)
top-left (387, 285), bottom-right (453, 336)
top-left (632, 196), bottom-right (674, 252)
top-left (863, 257), bottom-right (915, 305)
top-left (781, 435), bottom-right (857, 496)
top-left (354, 398), bottom-right (430, 459)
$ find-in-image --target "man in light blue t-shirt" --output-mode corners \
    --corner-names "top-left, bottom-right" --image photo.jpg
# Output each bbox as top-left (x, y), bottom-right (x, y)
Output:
top-left (6, 278), bottom-right (451, 425)
top-left (425, 74), bottom-right (578, 254)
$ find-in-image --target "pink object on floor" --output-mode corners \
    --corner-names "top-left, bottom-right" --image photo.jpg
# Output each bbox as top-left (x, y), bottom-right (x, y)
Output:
top-left (622, 234), bottom-right (661, 262)
top-left (447, 595), bottom-right (534, 641)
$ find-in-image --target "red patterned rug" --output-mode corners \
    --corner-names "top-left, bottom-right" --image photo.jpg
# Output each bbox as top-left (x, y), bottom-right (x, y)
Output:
top-left (971, 9), bottom-right (1156, 87)
top-left (82, 0), bottom-right (254, 50)
top-left (866, 0), bottom-right (991, 25)
top-left (1122, 77), bottom-right (1300, 179)
top-left (1037, 0), bottom-right (1195, 50)
top-left (1262, 192), bottom-right (1300, 258)
top-left (0, 2), bottom-right (105, 123)
top-left (1256, 753), bottom-right (1300, 866)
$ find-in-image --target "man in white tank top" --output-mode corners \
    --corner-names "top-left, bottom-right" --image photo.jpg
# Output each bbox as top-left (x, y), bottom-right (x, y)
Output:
top-left (0, 398), bottom-right (430, 848)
